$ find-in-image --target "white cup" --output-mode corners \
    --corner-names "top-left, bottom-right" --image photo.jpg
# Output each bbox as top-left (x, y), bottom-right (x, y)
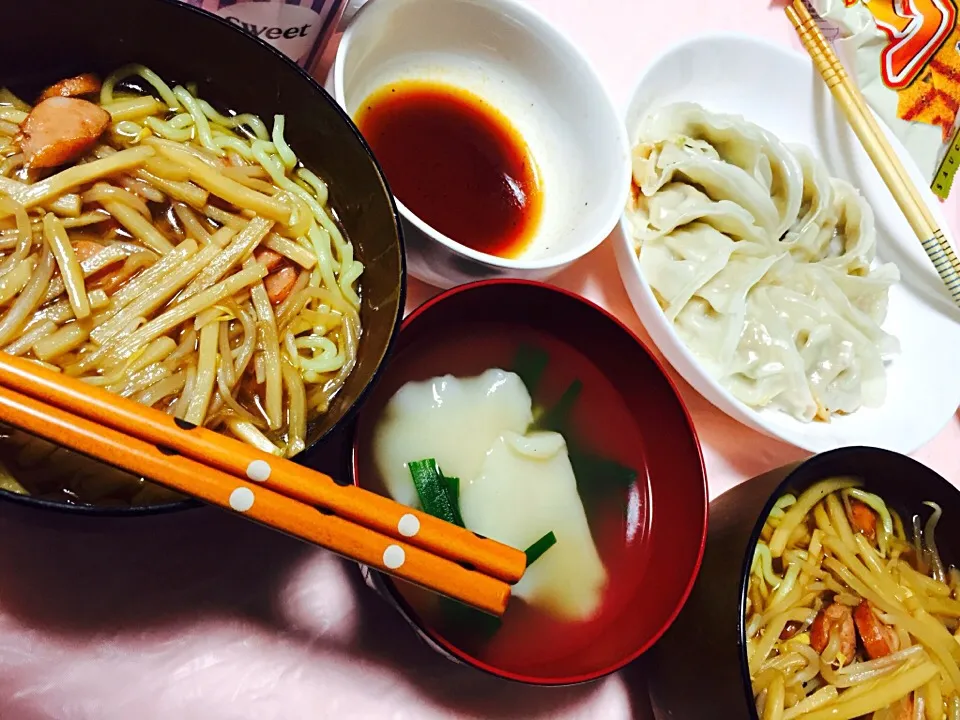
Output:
top-left (329, 0), bottom-right (631, 289)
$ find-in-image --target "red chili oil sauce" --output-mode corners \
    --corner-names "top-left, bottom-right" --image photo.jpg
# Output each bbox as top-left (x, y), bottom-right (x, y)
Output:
top-left (355, 80), bottom-right (542, 259)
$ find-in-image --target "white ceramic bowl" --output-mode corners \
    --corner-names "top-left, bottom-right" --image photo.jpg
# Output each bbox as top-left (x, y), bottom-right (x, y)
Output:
top-left (615, 32), bottom-right (960, 455)
top-left (330, 0), bottom-right (630, 289)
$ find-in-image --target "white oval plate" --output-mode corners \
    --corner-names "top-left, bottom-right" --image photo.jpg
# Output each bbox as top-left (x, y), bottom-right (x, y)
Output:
top-left (614, 32), bottom-right (960, 455)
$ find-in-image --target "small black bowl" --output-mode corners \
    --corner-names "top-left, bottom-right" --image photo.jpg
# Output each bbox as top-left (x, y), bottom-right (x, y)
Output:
top-left (646, 446), bottom-right (960, 719)
top-left (0, 0), bottom-right (405, 514)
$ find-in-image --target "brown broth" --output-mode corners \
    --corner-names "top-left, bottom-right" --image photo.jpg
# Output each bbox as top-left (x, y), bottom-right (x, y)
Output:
top-left (355, 80), bottom-right (542, 259)
top-left (355, 323), bottom-right (652, 677)
top-left (0, 428), bottom-right (183, 506)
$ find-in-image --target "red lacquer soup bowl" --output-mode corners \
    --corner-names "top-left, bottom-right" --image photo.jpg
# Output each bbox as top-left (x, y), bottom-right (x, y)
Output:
top-left (352, 279), bottom-right (708, 685)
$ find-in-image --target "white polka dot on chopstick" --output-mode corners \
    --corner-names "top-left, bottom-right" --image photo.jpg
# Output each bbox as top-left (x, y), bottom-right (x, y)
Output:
top-left (397, 513), bottom-right (420, 537)
top-left (229, 487), bottom-right (255, 512)
top-left (246, 459), bottom-right (272, 482)
top-left (383, 544), bottom-right (405, 569)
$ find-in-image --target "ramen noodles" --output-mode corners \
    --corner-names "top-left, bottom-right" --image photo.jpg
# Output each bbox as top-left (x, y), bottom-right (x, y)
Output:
top-left (0, 65), bottom-right (362, 504)
top-left (746, 478), bottom-right (960, 719)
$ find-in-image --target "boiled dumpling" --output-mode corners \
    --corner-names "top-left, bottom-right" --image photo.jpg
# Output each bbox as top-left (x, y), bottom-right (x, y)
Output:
top-left (726, 286), bottom-right (819, 422)
top-left (819, 179), bottom-right (878, 273)
top-left (826, 263), bottom-right (900, 327)
top-left (640, 102), bottom-right (804, 239)
top-left (695, 244), bottom-right (784, 315)
top-left (783, 144), bottom-right (836, 258)
top-left (638, 221), bottom-right (738, 321)
top-left (633, 139), bottom-right (781, 235)
top-left (627, 102), bottom-right (899, 424)
top-left (373, 370), bottom-right (608, 623)
top-left (675, 248), bottom-right (785, 374)
top-left (726, 284), bottom-right (888, 420)
top-left (640, 103), bottom-right (777, 191)
top-left (461, 431), bottom-right (607, 622)
top-left (628, 182), bottom-right (768, 245)
top-left (765, 287), bottom-right (888, 414)
top-left (779, 263), bottom-right (900, 359)
top-left (372, 369), bottom-right (533, 507)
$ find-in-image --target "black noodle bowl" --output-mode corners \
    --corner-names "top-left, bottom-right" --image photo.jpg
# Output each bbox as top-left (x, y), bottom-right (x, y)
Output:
top-left (0, 0), bottom-right (405, 514)
top-left (646, 447), bottom-right (960, 720)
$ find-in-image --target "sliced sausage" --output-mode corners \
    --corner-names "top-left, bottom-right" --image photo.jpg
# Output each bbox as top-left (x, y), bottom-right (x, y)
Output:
top-left (810, 602), bottom-right (856, 664)
top-left (71, 240), bottom-right (132, 294)
top-left (38, 74), bottom-right (102, 103)
top-left (71, 239), bottom-right (106, 262)
top-left (91, 264), bottom-right (138, 296)
top-left (254, 247), bottom-right (286, 273)
top-left (19, 97), bottom-right (110, 170)
top-left (854, 600), bottom-right (896, 660)
top-left (848, 499), bottom-right (878, 542)
top-left (264, 265), bottom-right (298, 305)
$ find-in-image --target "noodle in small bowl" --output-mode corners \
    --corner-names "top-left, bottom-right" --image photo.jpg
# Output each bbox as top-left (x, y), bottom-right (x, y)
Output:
top-left (0, 0), bottom-right (405, 514)
top-left (646, 447), bottom-right (960, 720)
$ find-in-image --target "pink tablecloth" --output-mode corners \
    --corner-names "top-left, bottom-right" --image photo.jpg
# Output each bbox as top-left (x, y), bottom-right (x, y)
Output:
top-left (2, 2), bottom-right (958, 718)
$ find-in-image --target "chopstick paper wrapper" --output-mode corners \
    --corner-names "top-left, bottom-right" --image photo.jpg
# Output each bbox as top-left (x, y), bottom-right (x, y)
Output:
top-left (787, 1), bottom-right (960, 309)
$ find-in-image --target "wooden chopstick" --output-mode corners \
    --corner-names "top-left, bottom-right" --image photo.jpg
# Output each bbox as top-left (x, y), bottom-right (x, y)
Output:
top-left (0, 351), bottom-right (526, 585)
top-left (787, 0), bottom-right (960, 308)
top-left (0, 379), bottom-right (512, 616)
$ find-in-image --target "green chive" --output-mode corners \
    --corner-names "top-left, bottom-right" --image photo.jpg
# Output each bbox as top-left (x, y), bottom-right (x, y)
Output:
top-left (538, 380), bottom-right (582, 433)
top-left (513, 344), bottom-right (549, 395)
top-left (440, 472), bottom-right (464, 528)
top-left (440, 598), bottom-right (504, 630)
top-left (441, 474), bottom-right (459, 504)
top-left (570, 451), bottom-right (638, 488)
top-left (408, 459), bottom-right (464, 527)
top-left (524, 531), bottom-right (557, 567)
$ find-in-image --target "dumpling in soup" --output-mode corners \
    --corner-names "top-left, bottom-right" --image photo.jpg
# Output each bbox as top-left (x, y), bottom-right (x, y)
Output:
top-left (373, 369), bottom-right (533, 507)
top-left (372, 369), bottom-right (608, 622)
top-left (463, 430), bottom-right (607, 622)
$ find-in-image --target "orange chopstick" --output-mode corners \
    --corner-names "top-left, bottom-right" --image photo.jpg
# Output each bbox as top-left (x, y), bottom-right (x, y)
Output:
top-left (0, 351), bottom-right (526, 585)
top-left (0, 381), bottom-right (511, 616)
